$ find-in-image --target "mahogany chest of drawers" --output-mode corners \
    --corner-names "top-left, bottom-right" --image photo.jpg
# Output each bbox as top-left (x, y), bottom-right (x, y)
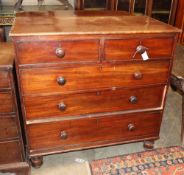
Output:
top-left (0, 43), bottom-right (29, 174)
top-left (10, 11), bottom-right (180, 168)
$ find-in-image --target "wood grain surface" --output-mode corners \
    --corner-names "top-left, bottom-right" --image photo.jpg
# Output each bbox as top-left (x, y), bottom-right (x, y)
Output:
top-left (10, 11), bottom-right (180, 36)
top-left (0, 92), bottom-right (14, 114)
top-left (0, 71), bottom-right (11, 89)
top-left (20, 61), bottom-right (170, 95)
top-left (0, 115), bottom-right (18, 140)
top-left (105, 37), bottom-right (174, 60)
top-left (16, 40), bottom-right (100, 64)
top-left (0, 141), bottom-right (23, 164)
top-left (24, 85), bottom-right (165, 120)
top-left (28, 112), bottom-right (162, 151)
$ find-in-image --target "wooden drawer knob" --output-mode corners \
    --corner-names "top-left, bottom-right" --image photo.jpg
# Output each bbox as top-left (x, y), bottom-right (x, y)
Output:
top-left (128, 124), bottom-right (135, 131)
top-left (133, 45), bottom-right (148, 58)
top-left (60, 131), bottom-right (68, 140)
top-left (129, 96), bottom-right (138, 104)
top-left (57, 77), bottom-right (66, 86)
top-left (58, 102), bottom-right (67, 111)
top-left (55, 48), bottom-right (65, 58)
top-left (133, 71), bottom-right (143, 80)
top-left (136, 45), bottom-right (147, 54)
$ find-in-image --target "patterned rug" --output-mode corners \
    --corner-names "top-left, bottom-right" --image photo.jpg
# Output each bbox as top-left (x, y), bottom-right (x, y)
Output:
top-left (90, 147), bottom-right (184, 175)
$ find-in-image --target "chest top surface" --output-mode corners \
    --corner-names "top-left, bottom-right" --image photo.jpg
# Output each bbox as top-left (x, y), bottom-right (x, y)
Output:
top-left (0, 42), bottom-right (14, 68)
top-left (10, 11), bottom-right (180, 37)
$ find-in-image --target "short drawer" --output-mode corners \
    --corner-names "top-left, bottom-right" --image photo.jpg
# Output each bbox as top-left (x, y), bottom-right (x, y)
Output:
top-left (16, 40), bottom-right (99, 64)
top-left (104, 37), bottom-right (174, 61)
top-left (0, 70), bottom-right (10, 89)
top-left (0, 92), bottom-right (14, 113)
top-left (20, 60), bottom-right (170, 95)
top-left (0, 140), bottom-right (23, 164)
top-left (24, 86), bottom-right (165, 120)
top-left (0, 115), bottom-right (18, 140)
top-left (28, 112), bottom-right (162, 150)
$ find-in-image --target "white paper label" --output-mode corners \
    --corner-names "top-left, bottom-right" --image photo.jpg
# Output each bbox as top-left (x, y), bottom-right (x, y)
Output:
top-left (141, 51), bottom-right (149, 61)
top-left (75, 158), bottom-right (86, 163)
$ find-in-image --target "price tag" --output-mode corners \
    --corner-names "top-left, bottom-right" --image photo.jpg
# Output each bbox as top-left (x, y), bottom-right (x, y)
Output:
top-left (141, 51), bottom-right (149, 61)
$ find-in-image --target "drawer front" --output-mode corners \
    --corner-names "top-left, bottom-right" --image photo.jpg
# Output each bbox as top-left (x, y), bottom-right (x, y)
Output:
top-left (0, 92), bottom-right (14, 113)
top-left (0, 115), bottom-right (18, 140)
top-left (0, 140), bottom-right (23, 164)
top-left (20, 60), bottom-right (170, 95)
top-left (28, 112), bottom-right (162, 150)
top-left (0, 70), bottom-right (10, 89)
top-left (105, 37), bottom-right (174, 60)
top-left (24, 86), bottom-right (165, 120)
top-left (16, 40), bottom-right (99, 64)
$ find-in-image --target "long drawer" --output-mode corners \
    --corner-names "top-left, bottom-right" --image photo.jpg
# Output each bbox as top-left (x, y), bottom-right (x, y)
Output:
top-left (20, 60), bottom-right (170, 95)
top-left (16, 40), bottom-right (100, 64)
top-left (0, 115), bottom-right (18, 140)
top-left (24, 86), bottom-right (165, 120)
top-left (0, 92), bottom-right (14, 114)
top-left (0, 140), bottom-right (23, 164)
top-left (104, 37), bottom-right (174, 60)
top-left (28, 112), bottom-right (162, 151)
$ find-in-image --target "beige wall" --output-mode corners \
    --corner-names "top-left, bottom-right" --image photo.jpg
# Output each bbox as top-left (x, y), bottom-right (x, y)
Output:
top-left (1, 0), bottom-right (16, 5)
top-left (2, 0), bottom-right (74, 6)
top-left (69, 0), bottom-right (74, 7)
top-left (22, 0), bottom-right (63, 5)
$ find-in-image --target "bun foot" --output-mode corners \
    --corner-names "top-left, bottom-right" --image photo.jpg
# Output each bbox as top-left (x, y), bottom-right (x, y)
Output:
top-left (31, 156), bottom-right (43, 168)
top-left (143, 140), bottom-right (154, 150)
